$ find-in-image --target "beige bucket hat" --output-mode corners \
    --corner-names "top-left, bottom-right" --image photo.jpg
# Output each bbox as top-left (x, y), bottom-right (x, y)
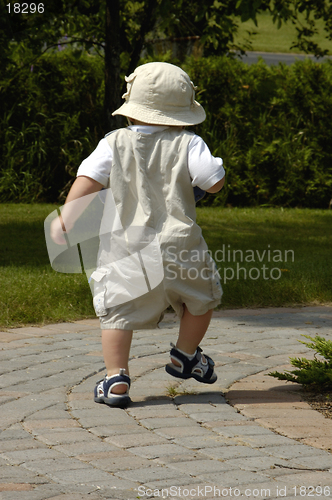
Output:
top-left (112, 62), bottom-right (206, 126)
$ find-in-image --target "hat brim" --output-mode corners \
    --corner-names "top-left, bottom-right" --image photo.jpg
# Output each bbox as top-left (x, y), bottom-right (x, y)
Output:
top-left (112, 101), bottom-right (206, 126)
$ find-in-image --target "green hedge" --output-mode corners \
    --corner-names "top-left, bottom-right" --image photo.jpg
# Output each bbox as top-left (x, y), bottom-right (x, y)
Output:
top-left (0, 51), bottom-right (104, 202)
top-left (187, 56), bottom-right (332, 208)
top-left (1, 51), bottom-right (332, 206)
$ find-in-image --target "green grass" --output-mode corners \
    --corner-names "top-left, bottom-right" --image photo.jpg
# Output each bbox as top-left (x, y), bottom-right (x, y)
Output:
top-left (198, 206), bottom-right (332, 309)
top-left (0, 204), bottom-right (94, 328)
top-left (234, 11), bottom-right (332, 54)
top-left (0, 204), bottom-right (331, 328)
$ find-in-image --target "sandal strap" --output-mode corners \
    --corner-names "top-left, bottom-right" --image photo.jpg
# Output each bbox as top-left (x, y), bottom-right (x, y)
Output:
top-left (201, 354), bottom-right (215, 380)
top-left (203, 354), bottom-right (215, 367)
top-left (98, 370), bottom-right (131, 398)
top-left (169, 344), bottom-right (216, 381)
top-left (201, 361), bottom-right (214, 380)
top-left (105, 373), bottom-right (131, 390)
top-left (170, 344), bottom-right (201, 372)
top-left (94, 370), bottom-right (132, 407)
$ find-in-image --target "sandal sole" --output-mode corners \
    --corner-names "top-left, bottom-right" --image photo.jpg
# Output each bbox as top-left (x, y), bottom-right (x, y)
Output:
top-left (94, 395), bottom-right (131, 408)
top-left (165, 364), bottom-right (217, 384)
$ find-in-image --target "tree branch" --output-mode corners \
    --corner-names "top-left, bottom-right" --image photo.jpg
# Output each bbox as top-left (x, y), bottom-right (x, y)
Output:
top-left (125, 0), bottom-right (160, 86)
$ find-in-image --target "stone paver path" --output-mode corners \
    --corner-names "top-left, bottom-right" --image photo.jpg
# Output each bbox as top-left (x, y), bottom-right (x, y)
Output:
top-left (1, 306), bottom-right (332, 499)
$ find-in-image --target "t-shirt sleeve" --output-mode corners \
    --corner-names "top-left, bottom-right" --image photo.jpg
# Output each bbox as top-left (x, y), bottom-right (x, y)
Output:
top-left (76, 138), bottom-right (112, 187)
top-left (188, 135), bottom-right (225, 190)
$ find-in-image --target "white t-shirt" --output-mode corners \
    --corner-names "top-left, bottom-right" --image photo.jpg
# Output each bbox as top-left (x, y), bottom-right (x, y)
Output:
top-left (77, 125), bottom-right (225, 191)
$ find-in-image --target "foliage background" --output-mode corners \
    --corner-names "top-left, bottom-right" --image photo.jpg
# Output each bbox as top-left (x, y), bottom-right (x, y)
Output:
top-left (0, 50), bottom-right (104, 202)
top-left (1, 49), bottom-right (332, 207)
top-left (188, 55), bottom-right (332, 209)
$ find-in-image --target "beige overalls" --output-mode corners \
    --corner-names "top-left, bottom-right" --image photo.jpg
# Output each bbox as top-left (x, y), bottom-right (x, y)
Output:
top-left (90, 127), bottom-right (222, 330)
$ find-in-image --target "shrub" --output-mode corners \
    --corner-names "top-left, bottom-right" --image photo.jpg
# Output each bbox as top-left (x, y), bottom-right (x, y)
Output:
top-left (269, 335), bottom-right (332, 391)
top-left (186, 56), bottom-right (332, 208)
top-left (0, 49), bottom-right (104, 202)
top-left (1, 51), bottom-right (332, 206)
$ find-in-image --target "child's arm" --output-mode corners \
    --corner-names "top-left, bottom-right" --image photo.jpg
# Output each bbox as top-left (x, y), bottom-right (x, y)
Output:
top-left (65, 175), bottom-right (104, 201)
top-left (51, 176), bottom-right (104, 245)
top-left (188, 135), bottom-right (225, 198)
top-left (206, 177), bottom-right (225, 193)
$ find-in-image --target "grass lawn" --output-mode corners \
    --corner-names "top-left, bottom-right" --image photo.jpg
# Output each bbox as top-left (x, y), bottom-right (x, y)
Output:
top-left (234, 11), bottom-right (332, 54)
top-left (0, 204), bottom-right (331, 329)
top-left (0, 204), bottom-right (94, 328)
top-left (200, 207), bottom-right (332, 309)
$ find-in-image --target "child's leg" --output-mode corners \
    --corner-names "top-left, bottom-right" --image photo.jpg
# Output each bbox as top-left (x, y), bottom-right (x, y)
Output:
top-left (101, 329), bottom-right (133, 394)
top-left (176, 305), bottom-right (213, 355)
top-left (165, 305), bottom-right (217, 383)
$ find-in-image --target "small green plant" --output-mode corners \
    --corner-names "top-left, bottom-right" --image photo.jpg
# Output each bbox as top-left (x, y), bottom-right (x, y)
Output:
top-left (269, 335), bottom-right (332, 391)
top-left (165, 383), bottom-right (196, 398)
top-left (166, 384), bottom-right (180, 398)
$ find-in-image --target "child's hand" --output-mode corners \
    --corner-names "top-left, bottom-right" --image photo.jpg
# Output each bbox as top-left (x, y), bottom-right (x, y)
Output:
top-left (50, 216), bottom-right (72, 245)
top-left (49, 177), bottom-right (103, 245)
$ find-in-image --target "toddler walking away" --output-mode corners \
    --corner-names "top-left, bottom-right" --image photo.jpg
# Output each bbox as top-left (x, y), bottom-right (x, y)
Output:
top-left (51, 62), bottom-right (225, 408)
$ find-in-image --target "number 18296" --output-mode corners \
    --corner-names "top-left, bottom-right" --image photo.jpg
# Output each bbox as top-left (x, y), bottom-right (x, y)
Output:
top-left (293, 486), bottom-right (331, 496)
top-left (6, 3), bottom-right (44, 13)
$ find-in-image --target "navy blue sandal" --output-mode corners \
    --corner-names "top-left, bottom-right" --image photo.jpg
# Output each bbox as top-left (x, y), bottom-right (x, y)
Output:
top-left (94, 369), bottom-right (131, 408)
top-left (165, 343), bottom-right (217, 384)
